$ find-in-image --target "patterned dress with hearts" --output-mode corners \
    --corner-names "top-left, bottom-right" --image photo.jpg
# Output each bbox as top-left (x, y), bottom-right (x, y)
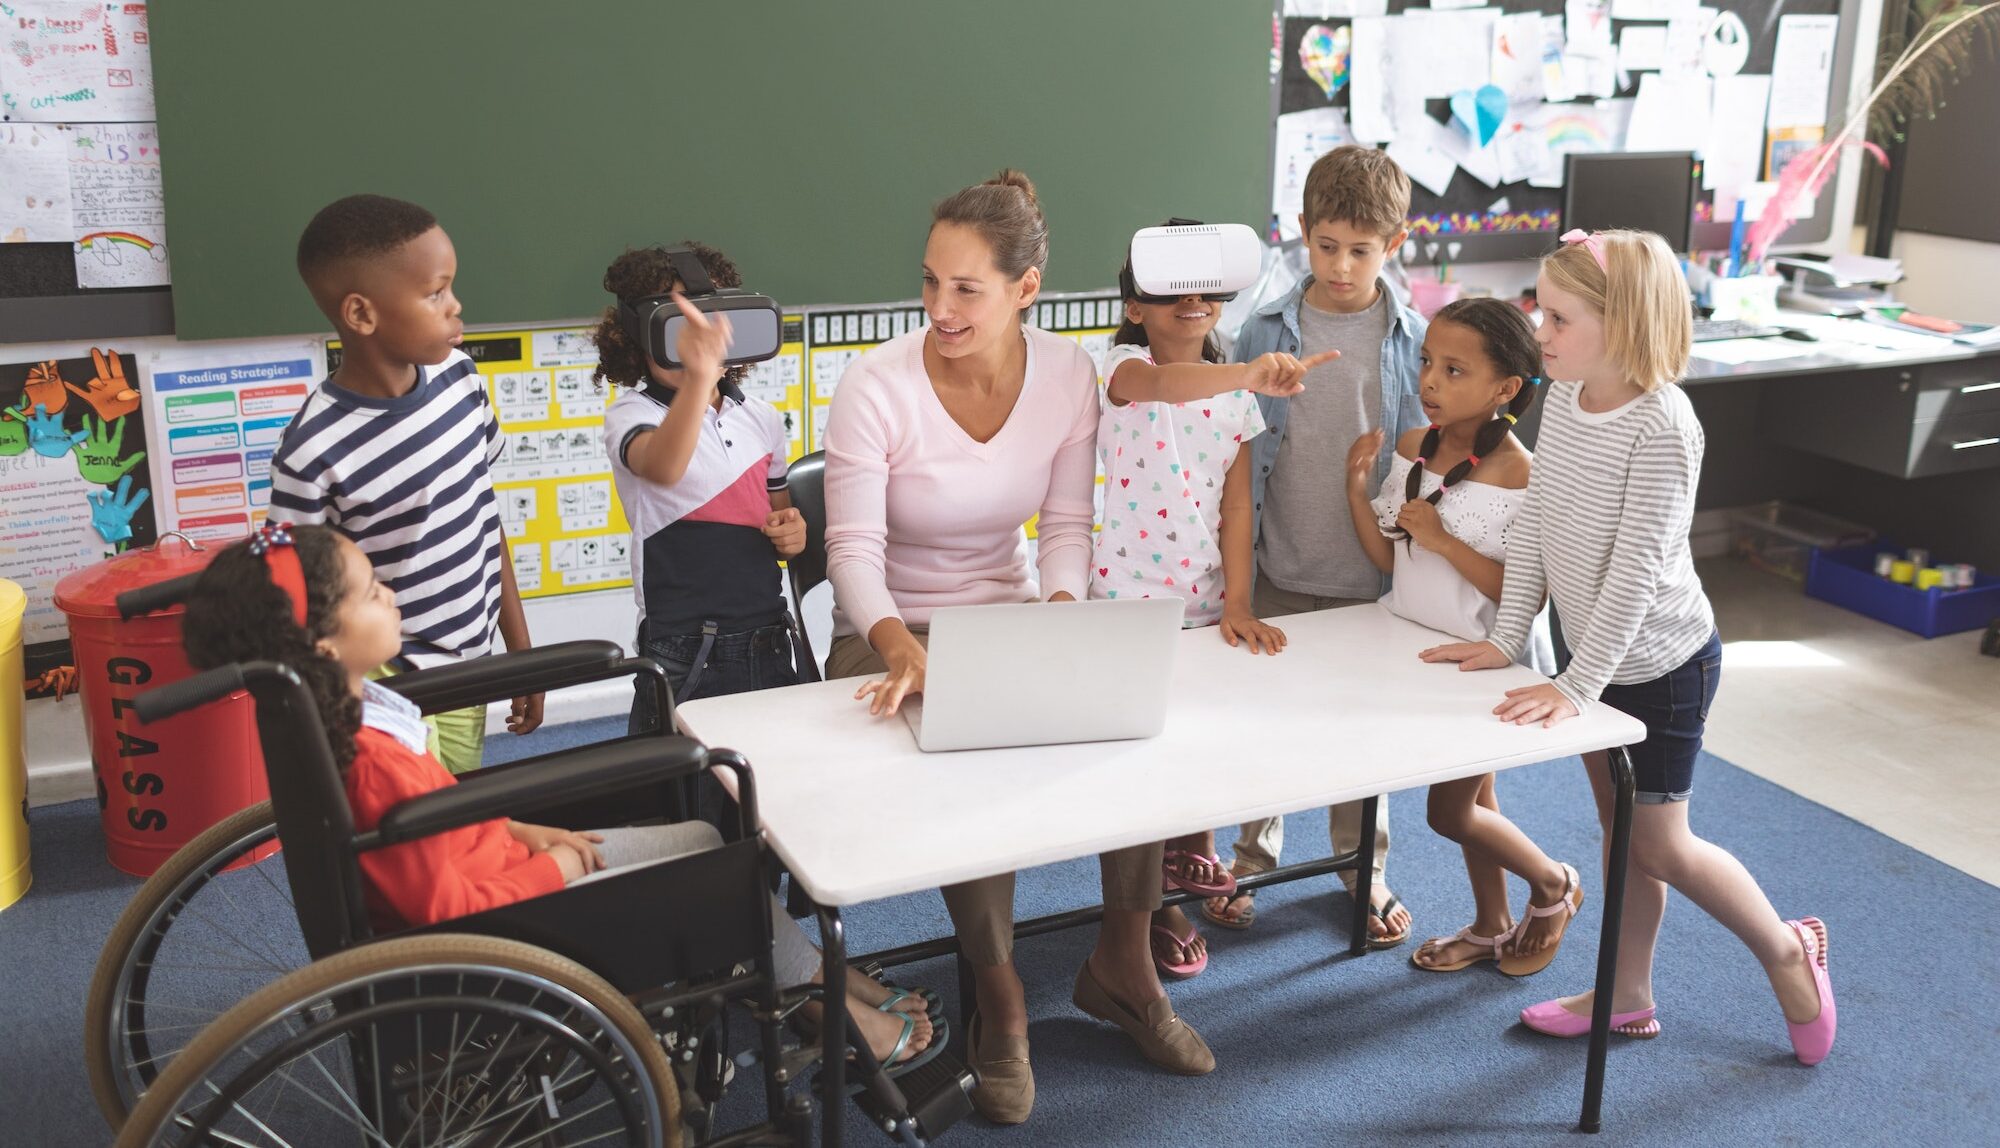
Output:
top-left (1088, 345), bottom-right (1266, 626)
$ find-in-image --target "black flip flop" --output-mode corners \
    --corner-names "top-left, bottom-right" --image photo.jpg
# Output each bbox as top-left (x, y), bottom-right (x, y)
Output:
top-left (1368, 893), bottom-right (1412, 950)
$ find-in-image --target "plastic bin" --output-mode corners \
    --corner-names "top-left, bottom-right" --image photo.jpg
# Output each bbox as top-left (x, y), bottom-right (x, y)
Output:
top-left (1729, 501), bottom-right (1876, 582)
top-left (1806, 543), bottom-right (2000, 638)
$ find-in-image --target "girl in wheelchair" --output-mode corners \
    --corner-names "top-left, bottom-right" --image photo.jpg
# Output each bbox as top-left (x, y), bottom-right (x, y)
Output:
top-left (181, 521), bottom-right (943, 1076)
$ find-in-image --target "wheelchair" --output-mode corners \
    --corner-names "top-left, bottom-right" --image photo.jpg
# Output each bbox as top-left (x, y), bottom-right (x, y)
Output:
top-left (92, 576), bottom-right (974, 1147)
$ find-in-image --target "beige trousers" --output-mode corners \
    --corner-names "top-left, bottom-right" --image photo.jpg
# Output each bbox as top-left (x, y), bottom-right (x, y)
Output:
top-left (828, 631), bottom-right (1163, 966)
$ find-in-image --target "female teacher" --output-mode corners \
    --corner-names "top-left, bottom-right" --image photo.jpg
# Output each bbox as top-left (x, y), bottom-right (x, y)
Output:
top-left (822, 170), bottom-right (1215, 1124)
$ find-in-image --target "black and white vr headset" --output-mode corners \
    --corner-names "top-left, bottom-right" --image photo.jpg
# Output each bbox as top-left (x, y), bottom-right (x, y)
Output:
top-left (1123, 220), bottom-right (1262, 303)
top-left (617, 246), bottom-right (783, 402)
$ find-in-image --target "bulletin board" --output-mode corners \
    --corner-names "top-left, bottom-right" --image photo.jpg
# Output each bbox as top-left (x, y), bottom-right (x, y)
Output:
top-left (328, 327), bottom-right (633, 601)
top-left (1, 339), bottom-right (161, 694)
top-left (1271, 0), bottom-right (1862, 264)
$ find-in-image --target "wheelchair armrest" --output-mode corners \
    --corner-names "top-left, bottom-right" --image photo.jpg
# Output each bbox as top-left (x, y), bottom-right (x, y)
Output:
top-left (364, 735), bottom-right (709, 848)
top-left (381, 640), bottom-right (629, 715)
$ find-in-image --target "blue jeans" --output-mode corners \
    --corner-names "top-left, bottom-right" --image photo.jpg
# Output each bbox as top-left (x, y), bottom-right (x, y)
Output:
top-left (628, 621), bottom-right (800, 736)
top-left (1585, 631), bottom-right (1723, 803)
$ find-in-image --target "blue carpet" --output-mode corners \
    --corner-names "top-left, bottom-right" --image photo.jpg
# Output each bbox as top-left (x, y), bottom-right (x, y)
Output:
top-left (5, 716), bottom-right (1995, 1146)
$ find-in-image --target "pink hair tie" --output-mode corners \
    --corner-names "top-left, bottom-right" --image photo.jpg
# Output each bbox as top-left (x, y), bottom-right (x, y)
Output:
top-left (1559, 229), bottom-right (1608, 272)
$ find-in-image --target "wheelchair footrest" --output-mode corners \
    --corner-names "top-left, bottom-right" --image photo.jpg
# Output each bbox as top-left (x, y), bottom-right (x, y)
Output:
top-left (852, 1050), bottom-right (976, 1144)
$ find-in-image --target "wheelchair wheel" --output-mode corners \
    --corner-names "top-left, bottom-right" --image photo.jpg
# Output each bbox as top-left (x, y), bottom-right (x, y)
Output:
top-left (116, 933), bottom-right (680, 1148)
top-left (84, 801), bottom-right (300, 1128)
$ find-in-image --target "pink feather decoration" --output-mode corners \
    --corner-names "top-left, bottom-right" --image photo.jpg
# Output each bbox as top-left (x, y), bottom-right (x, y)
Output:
top-left (1745, 139), bottom-right (1891, 264)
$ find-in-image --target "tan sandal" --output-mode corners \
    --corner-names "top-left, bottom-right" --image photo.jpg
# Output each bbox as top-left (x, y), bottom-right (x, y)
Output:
top-left (1410, 923), bottom-right (1516, 972)
top-left (1499, 862), bottom-right (1584, 977)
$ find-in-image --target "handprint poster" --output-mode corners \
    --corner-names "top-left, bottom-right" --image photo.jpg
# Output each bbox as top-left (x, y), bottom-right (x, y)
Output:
top-left (0, 341), bottom-right (162, 687)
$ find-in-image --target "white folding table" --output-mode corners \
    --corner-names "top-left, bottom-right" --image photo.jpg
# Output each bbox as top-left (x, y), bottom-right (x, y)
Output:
top-left (680, 604), bottom-right (1646, 1144)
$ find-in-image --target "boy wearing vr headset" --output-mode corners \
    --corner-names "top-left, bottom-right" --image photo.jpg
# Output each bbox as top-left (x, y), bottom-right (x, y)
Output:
top-left (273, 195), bottom-right (542, 774)
top-left (592, 243), bottom-right (806, 729)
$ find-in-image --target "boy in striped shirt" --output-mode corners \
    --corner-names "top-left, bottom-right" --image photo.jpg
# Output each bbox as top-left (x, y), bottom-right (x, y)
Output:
top-left (271, 194), bottom-right (539, 772)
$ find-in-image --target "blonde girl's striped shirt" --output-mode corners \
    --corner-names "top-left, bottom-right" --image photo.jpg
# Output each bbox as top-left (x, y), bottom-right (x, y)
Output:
top-left (1486, 380), bottom-right (1715, 712)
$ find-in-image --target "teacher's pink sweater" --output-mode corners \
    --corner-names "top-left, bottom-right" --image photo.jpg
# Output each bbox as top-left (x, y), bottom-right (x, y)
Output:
top-left (823, 327), bottom-right (1098, 639)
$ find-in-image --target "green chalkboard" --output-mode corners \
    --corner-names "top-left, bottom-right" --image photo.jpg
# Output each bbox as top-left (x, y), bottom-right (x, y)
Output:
top-left (150, 1), bottom-right (1272, 341)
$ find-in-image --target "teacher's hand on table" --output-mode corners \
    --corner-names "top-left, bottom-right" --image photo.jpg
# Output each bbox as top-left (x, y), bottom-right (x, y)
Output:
top-left (1418, 639), bottom-right (1511, 671)
top-left (856, 619), bottom-right (926, 716)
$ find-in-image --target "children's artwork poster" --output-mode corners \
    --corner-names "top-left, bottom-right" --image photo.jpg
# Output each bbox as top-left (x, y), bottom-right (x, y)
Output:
top-left (67, 120), bottom-right (167, 287)
top-left (0, 1), bottom-right (154, 124)
top-left (443, 327), bottom-right (631, 600)
top-left (1, 340), bottom-right (162, 694)
top-left (138, 338), bottom-right (323, 543)
top-left (736, 315), bottom-right (808, 462)
top-left (0, 120), bottom-right (71, 240)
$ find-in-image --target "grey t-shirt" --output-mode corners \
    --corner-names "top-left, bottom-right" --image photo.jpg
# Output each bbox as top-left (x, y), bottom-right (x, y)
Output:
top-left (1258, 291), bottom-right (1390, 599)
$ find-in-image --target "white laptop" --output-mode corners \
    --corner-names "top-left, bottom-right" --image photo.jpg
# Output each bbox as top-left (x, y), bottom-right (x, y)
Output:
top-left (899, 597), bottom-right (1184, 752)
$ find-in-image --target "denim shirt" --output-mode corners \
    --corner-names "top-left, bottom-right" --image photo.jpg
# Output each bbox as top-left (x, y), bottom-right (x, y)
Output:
top-left (1238, 276), bottom-right (1428, 559)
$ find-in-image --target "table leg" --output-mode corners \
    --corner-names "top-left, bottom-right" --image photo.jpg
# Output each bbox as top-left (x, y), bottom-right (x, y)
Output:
top-left (1349, 794), bottom-right (1380, 957)
top-left (955, 949), bottom-right (976, 1058)
top-left (1579, 746), bottom-right (1635, 1133)
top-left (817, 905), bottom-right (848, 1148)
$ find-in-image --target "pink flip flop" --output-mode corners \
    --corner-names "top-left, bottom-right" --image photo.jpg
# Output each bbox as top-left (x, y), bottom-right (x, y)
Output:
top-left (1162, 851), bottom-right (1237, 897)
top-left (1784, 917), bottom-right (1836, 1066)
top-left (1520, 997), bottom-right (1660, 1039)
top-left (1151, 923), bottom-right (1208, 980)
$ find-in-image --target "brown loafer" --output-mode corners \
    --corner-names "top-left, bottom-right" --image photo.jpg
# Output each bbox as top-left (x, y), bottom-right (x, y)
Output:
top-left (1071, 960), bottom-right (1215, 1075)
top-left (966, 1011), bottom-right (1033, 1125)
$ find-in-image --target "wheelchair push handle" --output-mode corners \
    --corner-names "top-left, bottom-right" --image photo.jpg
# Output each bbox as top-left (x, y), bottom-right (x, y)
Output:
top-left (114, 571), bottom-right (203, 619)
top-left (133, 664), bottom-right (247, 724)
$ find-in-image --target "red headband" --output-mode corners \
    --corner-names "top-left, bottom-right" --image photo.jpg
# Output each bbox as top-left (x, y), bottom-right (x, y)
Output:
top-left (247, 521), bottom-right (309, 628)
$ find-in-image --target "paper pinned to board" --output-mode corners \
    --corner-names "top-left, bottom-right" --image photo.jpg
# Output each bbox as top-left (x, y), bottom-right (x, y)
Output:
top-left (0, 1), bottom-right (156, 123)
top-left (1387, 120), bottom-right (1461, 197)
top-left (1283, 0), bottom-right (1388, 16)
top-left (1532, 97), bottom-right (1636, 188)
top-left (1767, 13), bottom-right (1838, 129)
top-left (1348, 15), bottom-right (1426, 144)
top-left (1610, 0), bottom-right (1696, 21)
top-left (0, 122), bottom-right (74, 242)
top-left (1492, 12), bottom-right (1546, 102)
top-left (1566, 0), bottom-right (1615, 57)
top-left (1428, 114), bottom-right (1502, 187)
top-left (1618, 25), bottom-right (1668, 71)
top-left (1413, 8), bottom-right (1500, 100)
top-left (1627, 72), bottom-right (1712, 153)
top-left (68, 122), bottom-right (169, 288)
top-left (1663, 7), bottom-right (1717, 77)
top-left (1539, 16), bottom-right (1576, 102)
top-left (1701, 74), bottom-right (1772, 194)
top-left (1273, 107), bottom-right (1355, 240)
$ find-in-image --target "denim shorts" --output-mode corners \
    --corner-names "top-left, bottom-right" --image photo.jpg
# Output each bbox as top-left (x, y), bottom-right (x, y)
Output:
top-left (628, 621), bottom-right (800, 736)
top-left (1582, 631), bottom-right (1722, 804)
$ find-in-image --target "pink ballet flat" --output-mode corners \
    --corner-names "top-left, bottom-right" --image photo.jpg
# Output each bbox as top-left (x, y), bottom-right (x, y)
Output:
top-left (1519, 997), bottom-right (1660, 1040)
top-left (1784, 917), bottom-right (1836, 1065)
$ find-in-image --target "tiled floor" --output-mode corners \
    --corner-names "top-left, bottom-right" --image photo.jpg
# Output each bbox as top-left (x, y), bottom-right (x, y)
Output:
top-left (1698, 558), bottom-right (2000, 885)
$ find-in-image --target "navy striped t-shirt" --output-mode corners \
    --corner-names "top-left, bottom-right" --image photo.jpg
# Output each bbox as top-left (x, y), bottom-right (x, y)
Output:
top-left (269, 350), bottom-right (505, 667)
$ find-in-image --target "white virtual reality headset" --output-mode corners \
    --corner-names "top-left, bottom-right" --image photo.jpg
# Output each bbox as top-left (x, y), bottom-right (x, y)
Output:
top-left (1124, 220), bottom-right (1262, 302)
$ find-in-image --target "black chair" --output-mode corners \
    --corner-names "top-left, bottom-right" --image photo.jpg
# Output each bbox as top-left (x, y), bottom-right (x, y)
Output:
top-left (110, 635), bottom-right (971, 1145)
top-left (784, 450), bottom-right (829, 680)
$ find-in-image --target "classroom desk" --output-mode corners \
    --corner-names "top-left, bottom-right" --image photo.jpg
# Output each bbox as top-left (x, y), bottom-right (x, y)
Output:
top-left (1683, 311), bottom-right (2000, 482)
top-left (680, 605), bottom-right (1646, 1144)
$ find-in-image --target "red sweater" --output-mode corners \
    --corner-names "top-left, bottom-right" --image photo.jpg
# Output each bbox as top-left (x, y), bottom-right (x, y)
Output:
top-left (345, 726), bottom-right (564, 931)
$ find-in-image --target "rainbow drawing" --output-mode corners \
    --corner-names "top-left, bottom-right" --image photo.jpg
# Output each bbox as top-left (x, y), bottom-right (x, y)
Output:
top-left (1542, 113), bottom-right (1615, 152)
top-left (76, 231), bottom-right (156, 253)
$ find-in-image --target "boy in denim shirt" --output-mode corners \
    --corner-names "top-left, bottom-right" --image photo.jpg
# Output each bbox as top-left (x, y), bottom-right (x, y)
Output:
top-left (1205, 147), bottom-right (1427, 947)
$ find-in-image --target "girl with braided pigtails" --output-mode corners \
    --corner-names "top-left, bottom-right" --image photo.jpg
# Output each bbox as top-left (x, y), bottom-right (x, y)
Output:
top-left (1343, 297), bottom-right (1577, 977)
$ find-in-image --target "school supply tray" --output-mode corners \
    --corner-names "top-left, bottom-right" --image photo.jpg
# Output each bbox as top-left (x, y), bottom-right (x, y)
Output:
top-left (1729, 501), bottom-right (1876, 583)
top-left (1805, 542), bottom-right (2000, 638)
